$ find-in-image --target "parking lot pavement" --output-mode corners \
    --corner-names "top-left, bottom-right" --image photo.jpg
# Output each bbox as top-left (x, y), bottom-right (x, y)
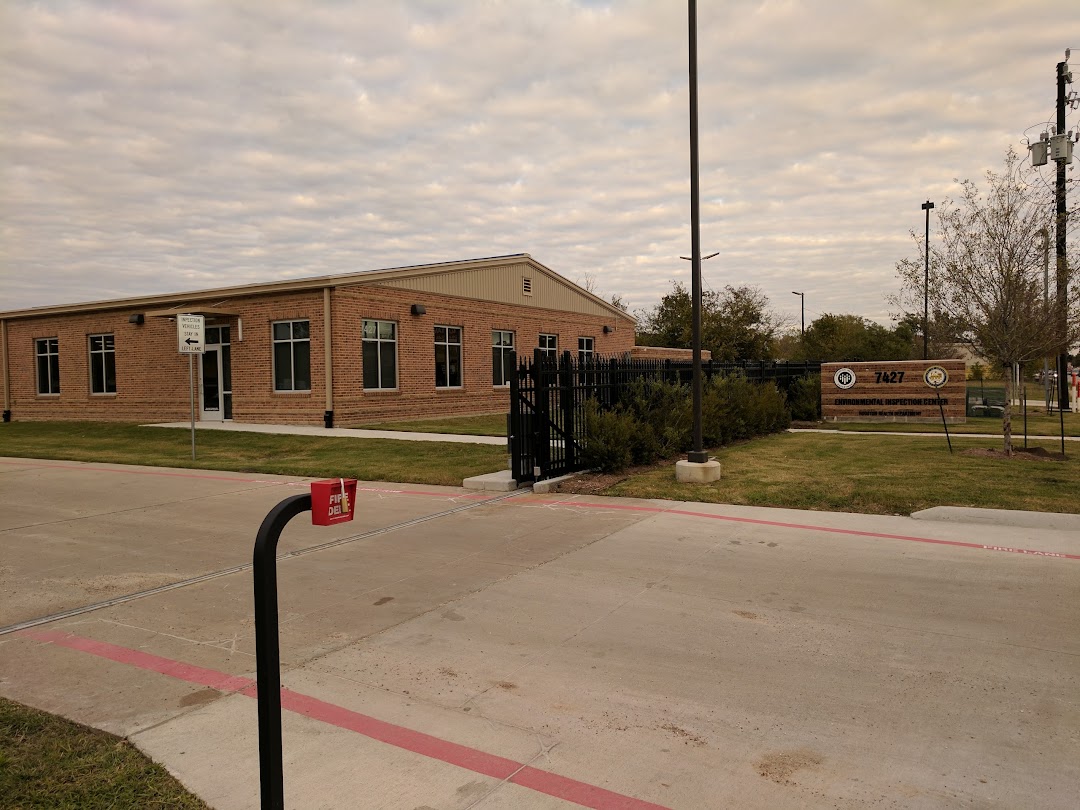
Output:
top-left (2, 457), bottom-right (1078, 809)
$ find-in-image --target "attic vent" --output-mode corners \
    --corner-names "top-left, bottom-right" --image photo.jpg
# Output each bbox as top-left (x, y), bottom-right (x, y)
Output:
top-left (522, 277), bottom-right (533, 296)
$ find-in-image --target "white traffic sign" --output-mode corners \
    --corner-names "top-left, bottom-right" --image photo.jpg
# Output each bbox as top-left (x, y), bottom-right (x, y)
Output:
top-left (177, 314), bottom-right (205, 354)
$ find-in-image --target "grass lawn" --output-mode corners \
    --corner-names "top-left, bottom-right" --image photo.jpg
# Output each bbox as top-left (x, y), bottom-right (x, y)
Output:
top-left (0, 697), bottom-right (210, 809)
top-left (597, 432), bottom-right (1079, 516)
top-left (0, 422), bottom-right (506, 487)
top-left (806, 410), bottom-right (1080, 438)
top-left (354, 412), bottom-right (507, 436)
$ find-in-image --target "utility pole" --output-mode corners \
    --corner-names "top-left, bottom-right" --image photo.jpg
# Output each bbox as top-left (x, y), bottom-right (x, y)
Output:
top-left (1041, 227), bottom-right (1051, 409)
top-left (686, 0), bottom-right (707, 464)
top-left (921, 200), bottom-right (935, 360)
top-left (791, 291), bottom-right (805, 335)
top-left (1055, 57), bottom-right (1073, 412)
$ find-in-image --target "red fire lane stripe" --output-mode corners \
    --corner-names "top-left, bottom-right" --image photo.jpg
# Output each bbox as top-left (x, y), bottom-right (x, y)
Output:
top-left (19, 629), bottom-right (670, 810)
top-left (528, 499), bottom-right (1080, 561)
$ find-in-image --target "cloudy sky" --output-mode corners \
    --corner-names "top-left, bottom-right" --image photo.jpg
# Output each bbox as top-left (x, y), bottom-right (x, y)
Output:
top-left (2, 1), bottom-right (1077, 328)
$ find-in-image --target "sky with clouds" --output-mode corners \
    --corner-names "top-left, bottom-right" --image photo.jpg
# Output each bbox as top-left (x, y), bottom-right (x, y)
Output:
top-left (2, 0), bottom-right (1078, 328)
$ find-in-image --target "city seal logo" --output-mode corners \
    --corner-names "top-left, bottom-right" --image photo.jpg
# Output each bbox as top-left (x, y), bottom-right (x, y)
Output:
top-left (833, 367), bottom-right (857, 390)
top-left (924, 366), bottom-right (948, 389)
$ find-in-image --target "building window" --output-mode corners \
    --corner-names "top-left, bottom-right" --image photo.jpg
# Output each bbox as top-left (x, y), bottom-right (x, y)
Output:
top-left (88, 334), bottom-right (116, 394)
top-left (492, 330), bottom-right (514, 386)
top-left (539, 333), bottom-right (558, 360)
top-left (435, 326), bottom-right (462, 388)
top-left (36, 338), bottom-right (60, 395)
top-left (362, 319), bottom-right (397, 390)
top-left (272, 320), bottom-right (310, 391)
top-left (578, 336), bottom-right (595, 364)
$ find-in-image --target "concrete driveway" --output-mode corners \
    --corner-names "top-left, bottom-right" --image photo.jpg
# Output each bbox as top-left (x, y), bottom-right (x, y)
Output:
top-left (1, 456), bottom-right (1077, 809)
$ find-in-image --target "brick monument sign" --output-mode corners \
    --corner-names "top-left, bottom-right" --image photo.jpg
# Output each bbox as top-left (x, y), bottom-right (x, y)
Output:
top-left (821, 360), bottom-right (966, 423)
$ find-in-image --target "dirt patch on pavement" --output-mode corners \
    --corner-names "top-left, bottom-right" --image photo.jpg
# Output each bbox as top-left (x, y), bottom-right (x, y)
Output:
top-left (43, 572), bottom-right (178, 595)
top-left (661, 723), bottom-right (707, 747)
top-left (756, 749), bottom-right (825, 785)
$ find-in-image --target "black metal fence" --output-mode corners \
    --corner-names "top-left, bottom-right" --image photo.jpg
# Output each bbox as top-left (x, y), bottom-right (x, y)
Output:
top-left (508, 351), bottom-right (820, 483)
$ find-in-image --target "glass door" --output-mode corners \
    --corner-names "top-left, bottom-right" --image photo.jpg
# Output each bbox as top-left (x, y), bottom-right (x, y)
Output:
top-left (200, 326), bottom-right (232, 421)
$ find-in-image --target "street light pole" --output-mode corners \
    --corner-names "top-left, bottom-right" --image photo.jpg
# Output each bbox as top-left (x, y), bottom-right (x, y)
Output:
top-left (921, 200), bottom-right (934, 361)
top-left (686, 0), bottom-right (707, 464)
top-left (791, 291), bottom-right (804, 335)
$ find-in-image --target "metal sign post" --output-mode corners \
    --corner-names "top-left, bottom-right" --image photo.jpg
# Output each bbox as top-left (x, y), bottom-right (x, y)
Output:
top-left (253, 479), bottom-right (357, 810)
top-left (924, 365), bottom-right (952, 454)
top-left (177, 315), bottom-right (205, 461)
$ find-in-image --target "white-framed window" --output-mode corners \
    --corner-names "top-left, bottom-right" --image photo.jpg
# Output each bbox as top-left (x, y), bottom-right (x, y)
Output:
top-left (435, 325), bottom-right (462, 388)
top-left (36, 337), bottom-right (60, 395)
top-left (539, 333), bottom-right (558, 360)
top-left (88, 334), bottom-right (116, 394)
top-left (362, 319), bottom-right (397, 390)
top-left (272, 320), bottom-right (311, 391)
top-left (578, 336), bottom-right (595, 364)
top-left (492, 330), bottom-right (514, 386)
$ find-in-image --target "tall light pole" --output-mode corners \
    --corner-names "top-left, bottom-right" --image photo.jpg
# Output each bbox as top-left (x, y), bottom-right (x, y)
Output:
top-left (921, 200), bottom-right (935, 360)
top-left (686, 0), bottom-right (707, 465)
top-left (1054, 56), bottom-right (1071, 413)
top-left (791, 291), bottom-right (804, 335)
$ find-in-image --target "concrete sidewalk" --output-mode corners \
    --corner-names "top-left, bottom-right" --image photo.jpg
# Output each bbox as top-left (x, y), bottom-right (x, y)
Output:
top-left (2, 457), bottom-right (1078, 809)
top-left (147, 420), bottom-right (508, 445)
top-left (791, 427), bottom-right (1080, 441)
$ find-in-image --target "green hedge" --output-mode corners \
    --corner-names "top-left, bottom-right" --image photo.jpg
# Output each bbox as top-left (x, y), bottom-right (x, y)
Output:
top-left (582, 375), bottom-right (793, 473)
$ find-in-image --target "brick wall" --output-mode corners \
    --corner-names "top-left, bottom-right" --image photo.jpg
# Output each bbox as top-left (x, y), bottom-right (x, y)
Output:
top-left (3, 283), bottom-right (633, 426)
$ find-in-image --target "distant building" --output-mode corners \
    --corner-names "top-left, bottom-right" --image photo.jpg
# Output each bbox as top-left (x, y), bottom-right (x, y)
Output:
top-left (0, 255), bottom-right (635, 426)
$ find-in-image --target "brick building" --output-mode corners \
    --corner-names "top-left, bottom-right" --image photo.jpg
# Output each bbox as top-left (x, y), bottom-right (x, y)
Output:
top-left (0, 255), bottom-right (635, 426)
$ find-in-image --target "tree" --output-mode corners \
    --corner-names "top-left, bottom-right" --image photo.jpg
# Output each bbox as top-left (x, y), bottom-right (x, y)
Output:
top-left (894, 150), bottom-right (1080, 454)
top-left (792, 313), bottom-right (915, 362)
top-left (636, 282), bottom-right (785, 361)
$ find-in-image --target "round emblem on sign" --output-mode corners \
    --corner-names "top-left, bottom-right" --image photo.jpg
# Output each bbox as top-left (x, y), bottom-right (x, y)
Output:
top-left (833, 367), bottom-right (857, 390)
top-left (924, 366), bottom-right (948, 389)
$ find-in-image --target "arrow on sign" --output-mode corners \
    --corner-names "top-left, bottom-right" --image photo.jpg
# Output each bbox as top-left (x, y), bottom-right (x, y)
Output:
top-left (184, 338), bottom-right (199, 345)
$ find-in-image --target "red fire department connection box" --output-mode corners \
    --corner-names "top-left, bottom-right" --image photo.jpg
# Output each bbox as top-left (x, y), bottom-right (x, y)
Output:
top-left (310, 479), bottom-right (358, 526)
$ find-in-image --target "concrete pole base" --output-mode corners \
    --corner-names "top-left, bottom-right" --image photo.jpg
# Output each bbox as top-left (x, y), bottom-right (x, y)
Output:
top-left (675, 458), bottom-right (721, 483)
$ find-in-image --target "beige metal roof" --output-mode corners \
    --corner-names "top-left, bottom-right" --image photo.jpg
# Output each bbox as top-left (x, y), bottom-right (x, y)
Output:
top-left (0, 254), bottom-right (636, 323)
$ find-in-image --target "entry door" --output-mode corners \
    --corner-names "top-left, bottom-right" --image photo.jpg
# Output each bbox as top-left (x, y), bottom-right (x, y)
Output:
top-left (200, 326), bottom-right (232, 421)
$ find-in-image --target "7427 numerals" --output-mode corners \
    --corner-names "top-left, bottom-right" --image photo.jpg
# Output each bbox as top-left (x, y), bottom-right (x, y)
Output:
top-left (874, 371), bottom-right (905, 384)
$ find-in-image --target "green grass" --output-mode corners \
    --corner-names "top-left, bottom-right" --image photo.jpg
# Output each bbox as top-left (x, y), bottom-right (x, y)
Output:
top-left (602, 432), bottom-right (1078, 516)
top-left (0, 696), bottom-right (210, 809)
top-left (354, 412), bottom-right (507, 436)
top-left (0, 422), bottom-right (506, 486)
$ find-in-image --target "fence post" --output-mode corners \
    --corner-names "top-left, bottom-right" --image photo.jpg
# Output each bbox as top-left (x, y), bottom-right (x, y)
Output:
top-left (534, 347), bottom-right (550, 480)
top-left (561, 351), bottom-right (575, 471)
top-left (507, 350), bottom-right (519, 479)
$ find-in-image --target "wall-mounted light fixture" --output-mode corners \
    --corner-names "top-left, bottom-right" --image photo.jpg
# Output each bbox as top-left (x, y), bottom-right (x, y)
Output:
top-left (128, 314), bottom-right (145, 325)
top-left (602, 325), bottom-right (612, 334)
top-left (410, 304), bottom-right (427, 316)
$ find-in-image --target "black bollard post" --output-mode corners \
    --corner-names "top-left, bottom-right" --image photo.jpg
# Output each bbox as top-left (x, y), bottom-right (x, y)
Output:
top-left (253, 493), bottom-right (312, 810)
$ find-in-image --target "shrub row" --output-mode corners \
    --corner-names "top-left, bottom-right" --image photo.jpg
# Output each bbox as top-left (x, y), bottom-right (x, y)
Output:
top-left (582, 374), bottom-right (806, 473)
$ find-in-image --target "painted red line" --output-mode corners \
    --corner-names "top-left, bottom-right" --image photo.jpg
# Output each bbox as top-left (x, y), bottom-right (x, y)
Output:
top-left (19, 630), bottom-right (670, 810)
top-left (0, 460), bottom-right (491, 500)
top-left (527, 498), bottom-right (1080, 561)
top-left (21, 629), bottom-right (255, 692)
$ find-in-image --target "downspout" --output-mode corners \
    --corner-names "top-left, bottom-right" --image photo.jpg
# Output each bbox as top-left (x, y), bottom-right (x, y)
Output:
top-left (1, 319), bottom-right (10, 421)
top-left (323, 287), bottom-right (334, 428)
